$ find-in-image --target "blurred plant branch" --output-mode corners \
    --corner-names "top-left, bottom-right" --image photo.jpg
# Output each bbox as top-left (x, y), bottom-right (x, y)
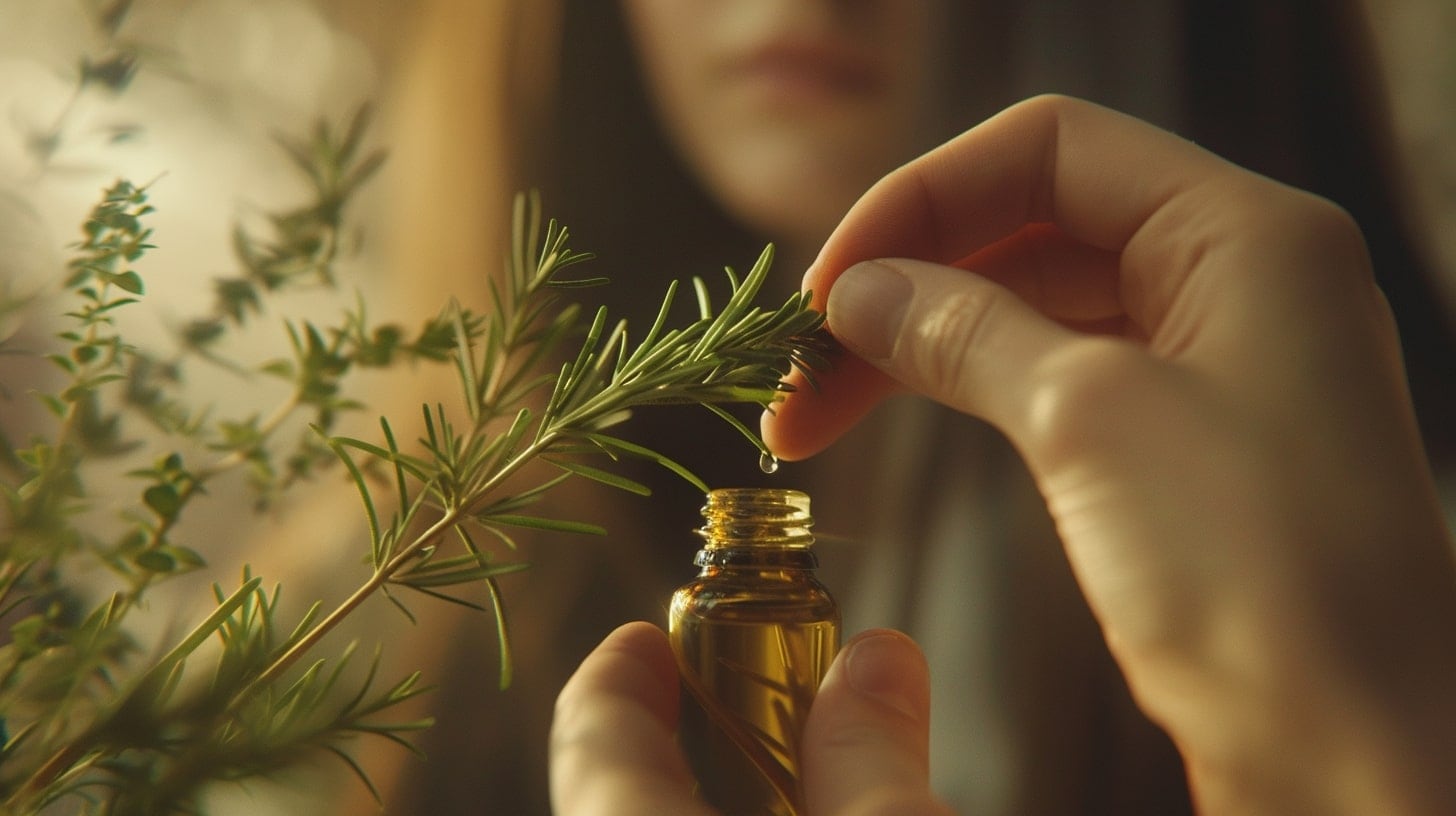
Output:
top-left (0, 97), bottom-right (825, 812)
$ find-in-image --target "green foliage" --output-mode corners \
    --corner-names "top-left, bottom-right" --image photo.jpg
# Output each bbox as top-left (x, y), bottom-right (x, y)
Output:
top-left (0, 10), bottom-right (825, 805)
top-left (0, 141), bottom-right (825, 815)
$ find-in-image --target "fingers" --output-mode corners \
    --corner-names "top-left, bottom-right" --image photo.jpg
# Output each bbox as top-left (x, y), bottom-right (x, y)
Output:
top-left (765, 223), bottom-right (1123, 461)
top-left (766, 354), bottom-right (901, 462)
top-left (801, 94), bottom-right (1237, 313)
top-left (954, 223), bottom-right (1124, 326)
top-left (551, 624), bottom-right (952, 816)
top-left (765, 93), bottom-right (1318, 458)
top-left (802, 630), bottom-right (954, 816)
top-left (550, 622), bottom-right (712, 816)
top-left (828, 256), bottom-right (1088, 429)
top-left (767, 255), bottom-right (1079, 462)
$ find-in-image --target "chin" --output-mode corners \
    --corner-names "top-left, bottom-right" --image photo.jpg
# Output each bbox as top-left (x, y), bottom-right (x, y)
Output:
top-left (707, 149), bottom-right (880, 243)
top-left (721, 184), bottom-right (848, 248)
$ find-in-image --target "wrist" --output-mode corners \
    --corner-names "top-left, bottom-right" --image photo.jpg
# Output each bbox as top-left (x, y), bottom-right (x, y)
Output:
top-left (1180, 674), bottom-right (1454, 815)
top-left (1131, 569), bottom-right (1456, 816)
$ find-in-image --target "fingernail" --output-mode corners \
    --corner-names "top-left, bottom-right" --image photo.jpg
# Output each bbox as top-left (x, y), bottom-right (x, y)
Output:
top-left (844, 632), bottom-right (924, 720)
top-left (826, 261), bottom-right (910, 362)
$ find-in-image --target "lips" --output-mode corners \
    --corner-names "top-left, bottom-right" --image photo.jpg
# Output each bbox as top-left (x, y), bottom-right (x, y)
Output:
top-left (726, 40), bottom-right (884, 102)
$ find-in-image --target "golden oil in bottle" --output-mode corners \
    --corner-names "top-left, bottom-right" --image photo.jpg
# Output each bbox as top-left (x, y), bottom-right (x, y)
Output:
top-left (669, 488), bottom-right (840, 816)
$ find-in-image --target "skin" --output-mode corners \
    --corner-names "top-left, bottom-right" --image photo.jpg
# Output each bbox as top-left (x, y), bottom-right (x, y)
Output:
top-left (551, 622), bottom-right (951, 816)
top-left (619, 0), bottom-right (937, 257)
top-left (553, 96), bottom-right (1456, 814)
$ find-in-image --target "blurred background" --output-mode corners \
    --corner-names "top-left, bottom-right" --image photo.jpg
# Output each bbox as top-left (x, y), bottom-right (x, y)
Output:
top-left (1, 2), bottom-right (1453, 814)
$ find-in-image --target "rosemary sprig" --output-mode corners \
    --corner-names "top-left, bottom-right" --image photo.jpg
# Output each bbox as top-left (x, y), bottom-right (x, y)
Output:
top-left (1, 177), bottom-right (826, 813)
top-left (241, 191), bottom-right (826, 696)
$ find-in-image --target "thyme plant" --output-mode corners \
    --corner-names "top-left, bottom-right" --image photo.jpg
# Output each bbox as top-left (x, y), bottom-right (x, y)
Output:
top-left (0, 147), bottom-right (826, 813)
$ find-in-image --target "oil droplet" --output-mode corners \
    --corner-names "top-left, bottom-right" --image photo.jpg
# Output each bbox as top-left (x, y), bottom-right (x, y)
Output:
top-left (758, 451), bottom-right (779, 474)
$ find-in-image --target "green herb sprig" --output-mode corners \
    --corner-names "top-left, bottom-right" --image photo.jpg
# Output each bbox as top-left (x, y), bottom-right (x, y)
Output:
top-left (252, 192), bottom-right (827, 698)
top-left (1, 168), bottom-right (825, 812)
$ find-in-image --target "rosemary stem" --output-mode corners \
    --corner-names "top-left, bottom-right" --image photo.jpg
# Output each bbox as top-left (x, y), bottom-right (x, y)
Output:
top-left (233, 411), bottom-right (563, 708)
top-left (230, 511), bottom-right (455, 704)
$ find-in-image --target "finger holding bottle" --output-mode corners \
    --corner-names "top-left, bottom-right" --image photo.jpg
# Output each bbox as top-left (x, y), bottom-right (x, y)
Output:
top-left (550, 623), bottom-right (950, 816)
top-left (801, 630), bottom-right (954, 816)
top-left (549, 622), bottom-right (712, 816)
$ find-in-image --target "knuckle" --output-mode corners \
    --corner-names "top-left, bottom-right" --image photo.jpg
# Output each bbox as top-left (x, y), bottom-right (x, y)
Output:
top-left (1022, 338), bottom-right (1158, 458)
top-left (1011, 91), bottom-right (1084, 119)
top-left (1276, 193), bottom-right (1368, 270)
top-left (1232, 183), bottom-right (1373, 287)
top-left (1283, 191), bottom-right (1364, 249)
top-left (1240, 189), bottom-right (1382, 339)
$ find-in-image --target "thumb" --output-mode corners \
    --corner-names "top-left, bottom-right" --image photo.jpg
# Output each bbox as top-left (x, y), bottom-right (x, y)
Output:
top-left (802, 630), bottom-right (953, 816)
top-left (824, 257), bottom-right (1084, 438)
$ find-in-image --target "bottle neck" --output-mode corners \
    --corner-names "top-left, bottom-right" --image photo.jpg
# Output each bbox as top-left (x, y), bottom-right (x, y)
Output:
top-left (693, 547), bottom-right (819, 570)
top-left (694, 487), bottom-right (817, 571)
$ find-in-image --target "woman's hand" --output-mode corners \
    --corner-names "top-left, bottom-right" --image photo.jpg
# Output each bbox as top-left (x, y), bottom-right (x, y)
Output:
top-left (550, 622), bottom-right (952, 816)
top-left (763, 94), bottom-right (1456, 813)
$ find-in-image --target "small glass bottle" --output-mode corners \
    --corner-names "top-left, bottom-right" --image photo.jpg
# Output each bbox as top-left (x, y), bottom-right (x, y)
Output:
top-left (669, 487), bottom-right (840, 816)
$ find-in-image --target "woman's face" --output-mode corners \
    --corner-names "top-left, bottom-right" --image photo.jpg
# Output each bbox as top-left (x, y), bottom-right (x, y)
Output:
top-left (621, 0), bottom-right (938, 250)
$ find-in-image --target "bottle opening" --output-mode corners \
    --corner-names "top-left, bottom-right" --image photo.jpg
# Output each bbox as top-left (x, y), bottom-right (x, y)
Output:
top-left (697, 487), bottom-right (814, 549)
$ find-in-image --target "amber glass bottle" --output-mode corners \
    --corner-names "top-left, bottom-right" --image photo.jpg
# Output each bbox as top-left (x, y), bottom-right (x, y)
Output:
top-left (669, 488), bottom-right (841, 816)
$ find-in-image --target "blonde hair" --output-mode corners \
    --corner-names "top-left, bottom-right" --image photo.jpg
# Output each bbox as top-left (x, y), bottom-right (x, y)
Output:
top-left (383, 0), bottom-right (559, 316)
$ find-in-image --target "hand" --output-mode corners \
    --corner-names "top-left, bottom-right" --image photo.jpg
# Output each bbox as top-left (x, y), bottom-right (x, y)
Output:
top-left (550, 622), bottom-right (953, 816)
top-left (763, 95), bottom-right (1456, 813)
